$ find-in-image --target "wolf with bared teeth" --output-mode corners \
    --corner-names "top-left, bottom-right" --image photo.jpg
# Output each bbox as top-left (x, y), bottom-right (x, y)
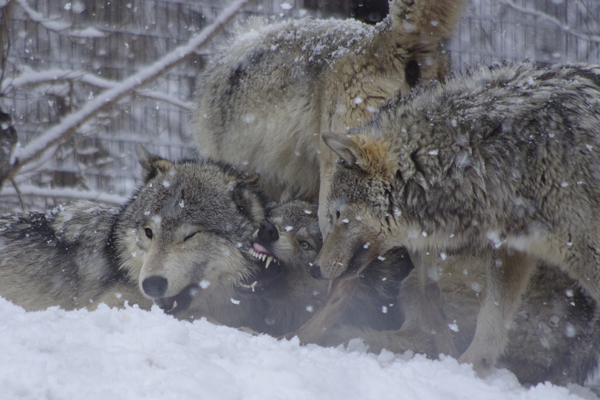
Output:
top-left (0, 146), bottom-right (271, 328)
top-left (244, 200), bottom-right (411, 336)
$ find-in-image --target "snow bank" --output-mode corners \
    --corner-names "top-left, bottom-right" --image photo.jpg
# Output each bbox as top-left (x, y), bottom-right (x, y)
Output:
top-left (0, 298), bottom-right (595, 400)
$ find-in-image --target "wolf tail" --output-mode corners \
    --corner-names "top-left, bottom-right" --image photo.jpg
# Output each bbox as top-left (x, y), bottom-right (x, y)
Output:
top-left (389, 0), bottom-right (466, 38)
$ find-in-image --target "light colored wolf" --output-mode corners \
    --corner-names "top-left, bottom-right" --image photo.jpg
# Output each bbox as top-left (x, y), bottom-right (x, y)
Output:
top-left (0, 146), bottom-right (271, 328)
top-left (194, 0), bottom-right (466, 229)
top-left (243, 200), bottom-right (410, 336)
top-left (249, 199), bottom-right (600, 386)
top-left (312, 62), bottom-right (600, 375)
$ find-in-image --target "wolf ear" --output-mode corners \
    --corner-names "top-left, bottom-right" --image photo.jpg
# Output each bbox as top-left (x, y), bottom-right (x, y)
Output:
top-left (323, 132), bottom-right (398, 180)
top-left (322, 132), bottom-right (361, 169)
top-left (136, 144), bottom-right (174, 183)
top-left (231, 174), bottom-right (266, 224)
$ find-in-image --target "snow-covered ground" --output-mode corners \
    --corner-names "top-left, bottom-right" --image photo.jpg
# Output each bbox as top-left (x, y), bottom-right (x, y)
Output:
top-left (1, 298), bottom-right (598, 400)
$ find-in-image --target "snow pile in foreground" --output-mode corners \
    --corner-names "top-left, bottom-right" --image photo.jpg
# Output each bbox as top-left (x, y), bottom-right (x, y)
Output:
top-left (0, 297), bottom-right (597, 400)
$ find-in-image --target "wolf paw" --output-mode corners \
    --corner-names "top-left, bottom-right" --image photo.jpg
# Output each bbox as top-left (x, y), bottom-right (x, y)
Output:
top-left (458, 349), bottom-right (494, 377)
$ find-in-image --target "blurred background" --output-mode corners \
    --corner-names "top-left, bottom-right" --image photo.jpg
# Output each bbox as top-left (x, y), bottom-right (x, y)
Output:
top-left (0, 0), bottom-right (598, 212)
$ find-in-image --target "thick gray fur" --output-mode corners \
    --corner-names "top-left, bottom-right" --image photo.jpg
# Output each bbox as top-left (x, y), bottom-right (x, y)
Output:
top-left (316, 62), bottom-right (600, 375)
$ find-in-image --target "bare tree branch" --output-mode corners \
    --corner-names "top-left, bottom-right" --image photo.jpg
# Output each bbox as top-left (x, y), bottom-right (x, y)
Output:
top-left (499, 0), bottom-right (600, 45)
top-left (7, 0), bottom-right (251, 181)
top-left (15, 0), bottom-right (105, 38)
top-left (1, 69), bottom-right (194, 110)
top-left (0, 184), bottom-right (128, 205)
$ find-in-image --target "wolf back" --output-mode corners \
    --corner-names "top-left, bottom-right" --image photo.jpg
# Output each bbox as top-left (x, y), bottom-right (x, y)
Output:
top-left (194, 0), bottom-right (466, 217)
top-left (0, 201), bottom-right (150, 311)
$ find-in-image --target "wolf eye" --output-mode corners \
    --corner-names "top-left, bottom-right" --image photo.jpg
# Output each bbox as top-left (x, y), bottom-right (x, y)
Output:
top-left (145, 228), bottom-right (153, 239)
top-left (184, 232), bottom-right (198, 241)
top-left (299, 241), bottom-right (313, 251)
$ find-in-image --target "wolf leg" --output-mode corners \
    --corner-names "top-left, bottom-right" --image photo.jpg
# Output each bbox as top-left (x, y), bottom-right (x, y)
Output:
top-left (285, 277), bottom-right (360, 345)
top-left (410, 250), bottom-right (459, 358)
top-left (458, 250), bottom-right (537, 376)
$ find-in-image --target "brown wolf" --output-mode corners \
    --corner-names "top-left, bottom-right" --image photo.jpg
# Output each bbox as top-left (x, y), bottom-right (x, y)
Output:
top-left (194, 0), bottom-right (466, 230)
top-left (313, 62), bottom-right (600, 376)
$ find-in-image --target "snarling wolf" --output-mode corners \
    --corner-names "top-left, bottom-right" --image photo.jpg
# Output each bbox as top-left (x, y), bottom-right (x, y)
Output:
top-left (194, 0), bottom-right (466, 230)
top-left (0, 146), bottom-right (272, 327)
top-left (313, 63), bottom-right (600, 375)
top-left (243, 200), bottom-right (410, 336)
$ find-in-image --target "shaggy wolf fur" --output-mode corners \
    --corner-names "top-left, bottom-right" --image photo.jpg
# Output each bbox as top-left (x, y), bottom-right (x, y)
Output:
top-left (248, 200), bottom-right (600, 385)
top-left (0, 147), bottom-right (270, 327)
top-left (0, 201), bottom-right (151, 311)
top-left (194, 0), bottom-right (466, 229)
top-left (244, 200), bottom-right (410, 336)
top-left (314, 63), bottom-right (600, 375)
top-left (337, 256), bottom-right (600, 386)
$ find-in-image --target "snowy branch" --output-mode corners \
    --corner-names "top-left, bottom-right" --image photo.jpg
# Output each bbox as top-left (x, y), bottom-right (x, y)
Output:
top-left (1, 69), bottom-right (194, 110)
top-left (15, 0), bottom-right (105, 38)
top-left (0, 185), bottom-right (128, 205)
top-left (498, 0), bottom-right (600, 45)
top-left (8, 0), bottom-right (251, 178)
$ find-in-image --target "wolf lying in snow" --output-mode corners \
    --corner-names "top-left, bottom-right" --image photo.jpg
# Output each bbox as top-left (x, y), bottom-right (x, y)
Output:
top-left (312, 62), bottom-right (600, 376)
top-left (244, 200), bottom-right (410, 337)
top-left (194, 0), bottom-right (466, 230)
top-left (0, 146), bottom-right (272, 328)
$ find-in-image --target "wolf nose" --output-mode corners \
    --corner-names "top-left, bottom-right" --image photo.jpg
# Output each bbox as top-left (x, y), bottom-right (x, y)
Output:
top-left (142, 275), bottom-right (168, 298)
top-left (258, 222), bottom-right (279, 243)
top-left (309, 264), bottom-right (322, 279)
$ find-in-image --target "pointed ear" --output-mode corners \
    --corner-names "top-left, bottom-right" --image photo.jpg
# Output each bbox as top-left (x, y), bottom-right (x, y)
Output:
top-left (323, 132), bottom-right (397, 180)
top-left (322, 132), bottom-right (361, 168)
top-left (230, 174), bottom-right (266, 224)
top-left (136, 144), bottom-right (174, 183)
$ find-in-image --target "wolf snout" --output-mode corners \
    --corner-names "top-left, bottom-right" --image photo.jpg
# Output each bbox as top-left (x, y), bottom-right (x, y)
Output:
top-left (142, 275), bottom-right (168, 298)
top-left (258, 222), bottom-right (279, 243)
top-left (309, 264), bottom-right (322, 279)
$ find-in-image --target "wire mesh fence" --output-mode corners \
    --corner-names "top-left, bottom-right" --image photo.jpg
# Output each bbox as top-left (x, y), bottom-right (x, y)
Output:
top-left (0, 0), bottom-right (598, 212)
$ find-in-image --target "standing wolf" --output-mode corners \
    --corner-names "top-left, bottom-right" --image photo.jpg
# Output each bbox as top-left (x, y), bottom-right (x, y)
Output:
top-left (194, 0), bottom-right (466, 228)
top-left (247, 199), bottom-right (600, 386)
top-left (0, 146), bottom-right (271, 328)
top-left (312, 63), bottom-right (600, 375)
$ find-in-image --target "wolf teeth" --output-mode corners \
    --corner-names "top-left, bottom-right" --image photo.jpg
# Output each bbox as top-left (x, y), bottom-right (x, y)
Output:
top-left (173, 300), bottom-right (178, 309)
top-left (265, 256), bottom-right (273, 269)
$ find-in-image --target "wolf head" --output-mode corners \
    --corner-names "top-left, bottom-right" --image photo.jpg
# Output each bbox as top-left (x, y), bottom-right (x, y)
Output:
top-left (313, 132), bottom-right (406, 280)
top-left (247, 200), bottom-right (326, 298)
top-left (114, 145), bottom-right (268, 317)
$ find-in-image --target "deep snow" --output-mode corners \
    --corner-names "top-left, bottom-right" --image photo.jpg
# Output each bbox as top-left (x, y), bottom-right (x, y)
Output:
top-left (1, 297), bottom-right (598, 400)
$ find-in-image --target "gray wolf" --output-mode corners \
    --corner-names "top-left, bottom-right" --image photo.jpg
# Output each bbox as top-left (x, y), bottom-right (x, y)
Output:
top-left (0, 146), bottom-right (271, 328)
top-left (243, 200), bottom-right (410, 336)
top-left (193, 0), bottom-right (466, 230)
top-left (249, 199), bottom-right (600, 386)
top-left (312, 62), bottom-right (600, 376)
top-left (340, 256), bottom-right (600, 386)
top-left (0, 200), bottom-right (152, 311)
